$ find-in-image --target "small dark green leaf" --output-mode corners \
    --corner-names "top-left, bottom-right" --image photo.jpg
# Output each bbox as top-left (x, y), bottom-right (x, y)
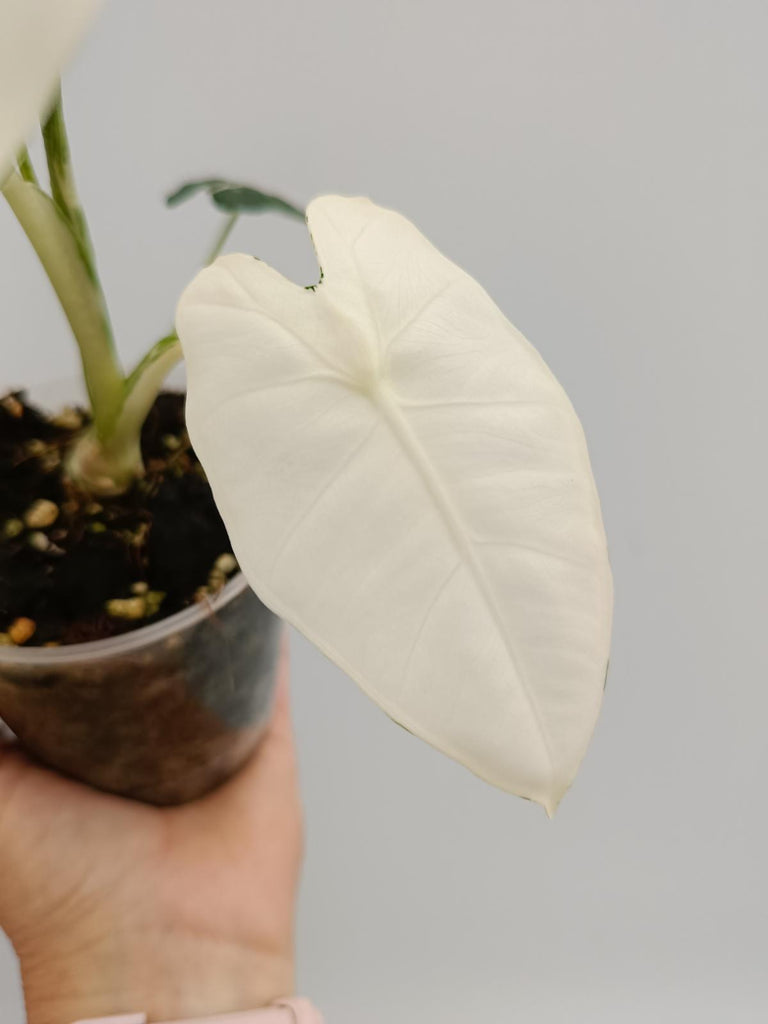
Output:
top-left (209, 186), bottom-right (303, 218)
top-left (166, 178), bottom-right (304, 219)
top-left (165, 179), bottom-right (226, 207)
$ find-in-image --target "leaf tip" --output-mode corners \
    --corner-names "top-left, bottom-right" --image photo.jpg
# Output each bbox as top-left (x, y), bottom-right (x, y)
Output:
top-left (537, 781), bottom-right (569, 819)
top-left (543, 798), bottom-right (558, 820)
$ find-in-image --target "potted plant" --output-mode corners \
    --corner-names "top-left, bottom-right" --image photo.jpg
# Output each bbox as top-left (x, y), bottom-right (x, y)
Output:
top-left (0, 1), bottom-right (302, 804)
top-left (1, 0), bottom-right (613, 815)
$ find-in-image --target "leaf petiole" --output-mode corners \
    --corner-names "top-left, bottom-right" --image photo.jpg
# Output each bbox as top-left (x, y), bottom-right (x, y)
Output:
top-left (206, 211), bottom-right (239, 264)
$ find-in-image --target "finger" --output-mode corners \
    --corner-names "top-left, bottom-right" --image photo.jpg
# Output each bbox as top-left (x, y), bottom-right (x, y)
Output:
top-left (0, 722), bottom-right (26, 771)
top-left (170, 628), bottom-right (296, 823)
top-left (0, 728), bottom-right (34, 846)
top-left (174, 626), bottom-right (303, 881)
top-left (264, 627), bottom-right (293, 744)
top-left (248, 625), bottom-right (296, 777)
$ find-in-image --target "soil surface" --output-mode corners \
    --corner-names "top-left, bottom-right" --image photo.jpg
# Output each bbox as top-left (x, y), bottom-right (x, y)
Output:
top-left (0, 391), bottom-right (238, 647)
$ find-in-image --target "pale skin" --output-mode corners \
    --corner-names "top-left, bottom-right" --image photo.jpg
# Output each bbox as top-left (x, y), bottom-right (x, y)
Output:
top-left (0, 636), bottom-right (302, 1024)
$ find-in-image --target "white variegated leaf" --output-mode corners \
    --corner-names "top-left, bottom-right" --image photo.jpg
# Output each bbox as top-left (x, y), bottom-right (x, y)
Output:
top-left (176, 196), bottom-right (613, 813)
top-left (0, 0), bottom-right (102, 181)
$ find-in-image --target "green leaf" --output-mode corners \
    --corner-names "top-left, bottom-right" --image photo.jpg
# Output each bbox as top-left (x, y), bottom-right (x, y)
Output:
top-left (166, 178), bottom-right (225, 206)
top-left (166, 178), bottom-right (304, 219)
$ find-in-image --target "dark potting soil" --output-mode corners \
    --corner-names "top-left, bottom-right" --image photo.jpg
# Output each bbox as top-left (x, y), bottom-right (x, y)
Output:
top-left (0, 391), bottom-right (237, 647)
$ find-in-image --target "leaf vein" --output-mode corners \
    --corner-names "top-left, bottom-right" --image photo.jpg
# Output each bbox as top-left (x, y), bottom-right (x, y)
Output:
top-left (400, 561), bottom-right (462, 686)
top-left (374, 385), bottom-right (556, 775)
top-left (267, 422), bottom-right (379, 582)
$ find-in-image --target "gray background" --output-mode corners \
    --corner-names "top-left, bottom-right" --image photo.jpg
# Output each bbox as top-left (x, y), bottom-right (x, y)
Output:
top-left (2, 1), bottom-right (766, 1021)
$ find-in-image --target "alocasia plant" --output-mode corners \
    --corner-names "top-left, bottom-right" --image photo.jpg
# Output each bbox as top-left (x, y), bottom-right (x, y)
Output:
top-left (2, 0), bottom-right (613, 811)
top-left (176, 197), bottom-right (614, 813)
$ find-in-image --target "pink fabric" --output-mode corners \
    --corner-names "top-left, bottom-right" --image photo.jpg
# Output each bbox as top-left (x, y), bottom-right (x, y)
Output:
top-left (72, 999), bottom-right (324, 1024)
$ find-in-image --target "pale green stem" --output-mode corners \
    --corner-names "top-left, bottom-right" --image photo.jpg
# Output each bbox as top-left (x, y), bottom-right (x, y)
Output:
top-left (1, 171), bottom-right (124, 438)
top-left (206, 211), bottom-right (239, 264)
top-left (41, 86), bottom-right (104, 289)
top-left (67, 336), bottom-right (183, 495)
top-left (65, 200), bottom-right (233, 494)
top-left (101, 208), bottom-right (239, 469)
top-left (120, 334), bottom-right (183, 441)
top-left (5, 110), bottom-right (242, 494)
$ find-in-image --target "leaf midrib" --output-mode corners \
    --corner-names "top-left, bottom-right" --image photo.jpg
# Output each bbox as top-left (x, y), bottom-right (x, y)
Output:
top-left (373, 382), bottom-right (556, 777)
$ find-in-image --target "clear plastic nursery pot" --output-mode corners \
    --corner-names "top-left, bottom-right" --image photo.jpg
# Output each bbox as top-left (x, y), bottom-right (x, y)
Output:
top-left (0, 571), bottom-right (282, 805)
top-left (0, 378), bottom-right (281, 805)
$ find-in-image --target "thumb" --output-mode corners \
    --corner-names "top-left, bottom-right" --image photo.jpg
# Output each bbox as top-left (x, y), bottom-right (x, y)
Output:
top-left (231, 627), bottom-right (297, 798)
top-left (192, 627), bottom-right (299, 820)
top-left (0, 722), bottom-right (29, 792)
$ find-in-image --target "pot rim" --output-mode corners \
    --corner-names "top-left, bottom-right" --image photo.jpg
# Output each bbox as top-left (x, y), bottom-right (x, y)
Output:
top-left (0, 571), bottom-right (251, 666)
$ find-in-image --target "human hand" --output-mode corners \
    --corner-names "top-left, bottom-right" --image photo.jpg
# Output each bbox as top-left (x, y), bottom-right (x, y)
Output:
top-left (0, 634), bottom-right (302, 1024)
